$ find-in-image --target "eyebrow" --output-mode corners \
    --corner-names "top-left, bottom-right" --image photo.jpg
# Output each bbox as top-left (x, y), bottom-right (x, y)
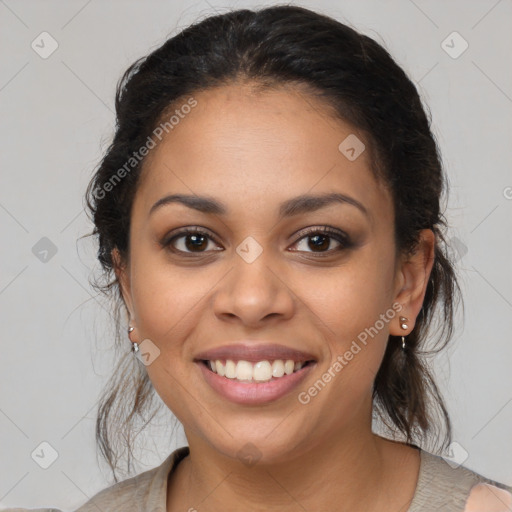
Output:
top-left (149, 192), bottom-right (370, 220)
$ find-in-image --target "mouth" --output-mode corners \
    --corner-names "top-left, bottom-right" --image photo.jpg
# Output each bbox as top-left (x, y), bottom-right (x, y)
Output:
top-left (195, 359), bottom-right (317, 406)
top-left (198, 358), bottom-right (316, 382)
top-left (193, 343), bottom-right (318, 405)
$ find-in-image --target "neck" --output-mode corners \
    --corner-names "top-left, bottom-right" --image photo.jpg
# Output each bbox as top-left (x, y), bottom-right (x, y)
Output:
top-left (169, 427), bottom-right (395, 511)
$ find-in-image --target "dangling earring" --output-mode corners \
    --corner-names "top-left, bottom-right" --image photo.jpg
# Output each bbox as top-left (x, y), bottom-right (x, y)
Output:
top-left (128, 325), bottom-right (139, 354)
top-left (399, 316), bottom-right (408, 351)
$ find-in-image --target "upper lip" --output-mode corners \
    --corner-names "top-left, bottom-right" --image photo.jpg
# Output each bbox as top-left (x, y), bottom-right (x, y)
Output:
top-left (194, 343), bottom-right (317, 363)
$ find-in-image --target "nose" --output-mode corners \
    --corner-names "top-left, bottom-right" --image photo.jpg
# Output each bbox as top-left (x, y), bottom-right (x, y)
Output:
top-left (212, 250), bottom-right (295, 328)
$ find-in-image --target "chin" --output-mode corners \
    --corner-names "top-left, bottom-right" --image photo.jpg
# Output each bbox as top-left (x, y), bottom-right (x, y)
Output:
top-left (198, 423), bottom-right (315, 467)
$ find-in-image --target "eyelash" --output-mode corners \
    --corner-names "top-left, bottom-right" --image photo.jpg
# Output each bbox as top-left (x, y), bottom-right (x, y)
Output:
top-left (161, 226), bottom-right (352, 257)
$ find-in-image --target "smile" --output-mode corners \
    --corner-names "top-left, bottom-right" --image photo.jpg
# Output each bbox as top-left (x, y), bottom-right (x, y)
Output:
top-left (196, 358), bottom-right (316, 405)
top-left (202, 358), bottom-right (314, 382)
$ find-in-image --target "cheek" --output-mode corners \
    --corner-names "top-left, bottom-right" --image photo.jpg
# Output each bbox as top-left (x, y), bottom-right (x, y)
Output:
top-left (296, 250), bottom-right (395, 386)
top-left (298, 251), bottom-right (395, 336)
top-left (129, 251), bottom-right (206, 347)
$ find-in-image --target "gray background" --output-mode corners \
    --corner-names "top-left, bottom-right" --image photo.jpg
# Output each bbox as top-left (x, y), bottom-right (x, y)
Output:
top-left (1, 0), bottom-right (511, 508)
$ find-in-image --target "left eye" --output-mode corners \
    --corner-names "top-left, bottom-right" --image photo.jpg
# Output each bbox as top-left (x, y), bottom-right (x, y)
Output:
top-left (291, 228), bottom-right (349, 254)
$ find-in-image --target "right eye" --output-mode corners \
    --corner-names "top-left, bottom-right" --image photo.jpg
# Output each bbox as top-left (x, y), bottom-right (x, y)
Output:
top-left (162, 227), bottom-right (223, 255)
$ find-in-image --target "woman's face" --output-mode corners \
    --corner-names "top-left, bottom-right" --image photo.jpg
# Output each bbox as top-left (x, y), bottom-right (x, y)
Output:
top-left (116, 82), bottom-right (428, 464)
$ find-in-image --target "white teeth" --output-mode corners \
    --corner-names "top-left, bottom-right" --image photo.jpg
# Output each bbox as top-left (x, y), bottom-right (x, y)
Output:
top-left (225, 360), bottom-right (236, 379)
top-left (215, 359), bottom-right (225, 377)
top-left (208, 359), bottom-right (307, 382)
top-left (235, 360), bottom-right (253, 381)
top-left (253, 361), bottom-right (272, 382)
top-left (272, 360), bottom-right (285, 378)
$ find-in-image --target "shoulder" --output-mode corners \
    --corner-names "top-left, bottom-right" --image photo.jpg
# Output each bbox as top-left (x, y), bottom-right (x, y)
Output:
top-left (74, 447), bottom-right (189, 511)
top-left (1, 447), bottom-right (190, 512)
top-left (0, 509), bottom-right (63, 512)
top-left (464, 483), bottom-right (512, 511)
top-left (408, 449), bottom-right (512, 511)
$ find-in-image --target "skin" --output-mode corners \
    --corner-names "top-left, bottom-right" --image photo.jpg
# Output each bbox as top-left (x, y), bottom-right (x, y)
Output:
top-left (464, 483), bottom-right (512, 511)
top-left (113, 82), bottom-right (435, 511)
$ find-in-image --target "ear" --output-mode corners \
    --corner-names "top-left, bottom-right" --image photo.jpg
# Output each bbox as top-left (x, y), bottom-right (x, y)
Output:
top-left (391, 229), bottom-right (435, 336)
top-left (111, 247), bottom-right (135, 319)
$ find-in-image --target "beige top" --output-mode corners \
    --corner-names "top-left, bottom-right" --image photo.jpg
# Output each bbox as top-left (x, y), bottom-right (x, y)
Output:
top-left (3, 446), bottom-right (512, 511)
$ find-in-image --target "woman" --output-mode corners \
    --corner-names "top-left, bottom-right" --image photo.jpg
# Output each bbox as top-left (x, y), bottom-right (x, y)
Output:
top-left (6, 5), bottom-right (511, 512)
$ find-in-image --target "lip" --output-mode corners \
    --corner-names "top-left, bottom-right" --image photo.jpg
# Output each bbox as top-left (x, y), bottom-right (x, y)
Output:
top-left (193, 343), bottom-right (317, 364)
top-left (196, 359), bottom-right (316, 405)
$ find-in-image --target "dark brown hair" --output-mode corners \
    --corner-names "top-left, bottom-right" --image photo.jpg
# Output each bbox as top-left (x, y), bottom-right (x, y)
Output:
top-left (84, 5), bottom-right (461, 481)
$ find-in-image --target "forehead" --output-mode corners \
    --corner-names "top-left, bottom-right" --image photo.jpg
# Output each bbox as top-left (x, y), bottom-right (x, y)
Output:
top-left (134, 83), bottom-right (392, 225)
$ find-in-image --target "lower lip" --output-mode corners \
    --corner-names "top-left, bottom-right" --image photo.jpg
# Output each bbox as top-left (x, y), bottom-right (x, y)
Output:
top-left (196, 361), bottom-right (316, 405)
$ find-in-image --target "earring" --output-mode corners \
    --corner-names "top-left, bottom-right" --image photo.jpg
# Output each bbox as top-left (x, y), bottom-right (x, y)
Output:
top-left (399, 316), bottom-right (409, 351)
top-left (128, 325), bottom-right (139, 354)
